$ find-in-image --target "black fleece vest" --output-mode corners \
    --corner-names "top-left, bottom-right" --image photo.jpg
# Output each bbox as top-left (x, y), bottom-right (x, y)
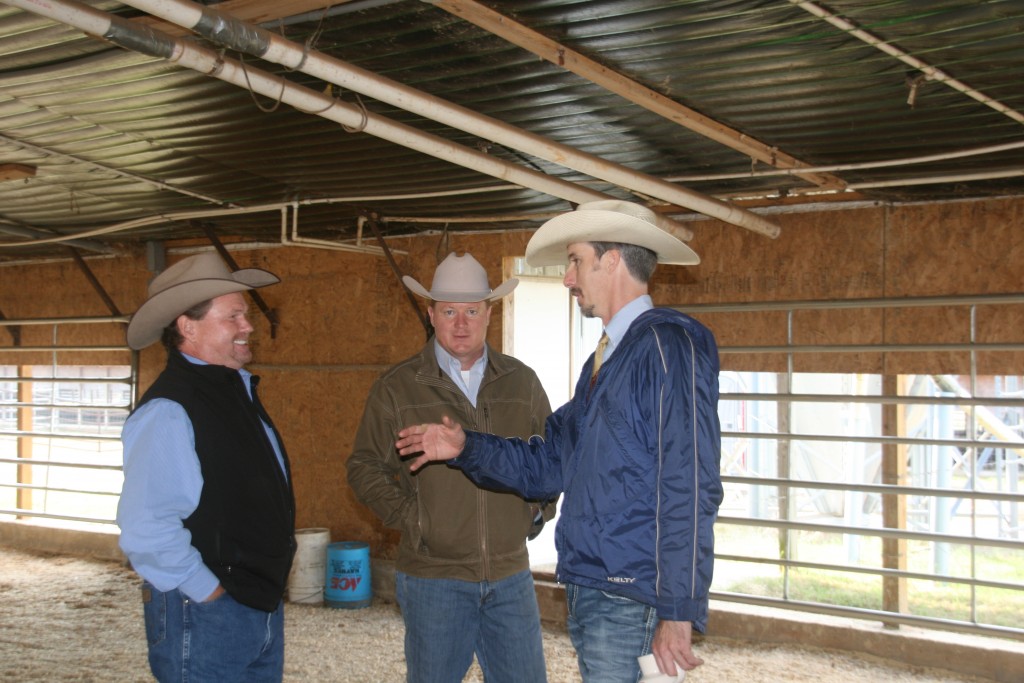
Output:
top-left (137, 350), bottom-right (296, 612)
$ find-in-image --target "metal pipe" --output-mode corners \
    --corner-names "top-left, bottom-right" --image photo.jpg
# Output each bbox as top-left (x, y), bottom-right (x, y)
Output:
top-left (714, 591), bottom-right (1022, 642)
top-left (669, 139), bottom-right (1024, 182)
top-left (676, 292), bottom-right (1024, 313)
top-left (848, 168), bottom-right (1024, 190)
top-left (117, 0), bottom-right (781, 239)
top-left (278, 204), bottom-right (391, 256)
top-left (724, 475), bottom-right (1024, 504)
top-left (4, 0), bottom-right (688, 246)
top-left (792, 0), bottom-right (1024, 125)
top-left (0, 346), bottom-right (128, 352)
top-left (0, 223), bottom-right (113, 255)
top-left (723, 429), bottom-right (1024, 452)
top-left (0, 316), bottom-right (129, 326)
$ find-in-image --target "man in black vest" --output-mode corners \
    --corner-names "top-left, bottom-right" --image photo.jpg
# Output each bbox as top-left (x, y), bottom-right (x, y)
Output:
top-left (117, 252), bottom-right (296, 682)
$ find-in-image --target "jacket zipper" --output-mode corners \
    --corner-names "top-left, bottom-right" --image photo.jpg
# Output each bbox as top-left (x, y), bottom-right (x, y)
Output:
top-left (479, 404), bottom-right (491, 580)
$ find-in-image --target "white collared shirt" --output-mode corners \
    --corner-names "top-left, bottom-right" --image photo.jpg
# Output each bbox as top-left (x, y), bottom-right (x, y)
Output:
top-left (434, 339), bottom-right (487, 406)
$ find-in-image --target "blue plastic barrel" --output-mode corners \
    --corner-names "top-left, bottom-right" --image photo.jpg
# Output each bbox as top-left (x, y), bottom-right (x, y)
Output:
top-left (324, 541), bottom-right (372, 609)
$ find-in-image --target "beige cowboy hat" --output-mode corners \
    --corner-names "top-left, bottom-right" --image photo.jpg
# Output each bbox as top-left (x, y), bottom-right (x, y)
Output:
top-left (402, 252), bottom-right (518, 303)
top-left (525, 199), bottom-right (700, 267)
top-left (126, 252), bottom-right (279, 350)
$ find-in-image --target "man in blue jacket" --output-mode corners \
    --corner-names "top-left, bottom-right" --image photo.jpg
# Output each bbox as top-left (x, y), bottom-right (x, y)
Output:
top-left (397, 200), bottom-right (723, 683)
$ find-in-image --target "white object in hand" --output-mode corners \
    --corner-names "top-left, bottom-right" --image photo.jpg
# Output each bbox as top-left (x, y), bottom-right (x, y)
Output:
top-left (638, 653), bottom-right (686, 682)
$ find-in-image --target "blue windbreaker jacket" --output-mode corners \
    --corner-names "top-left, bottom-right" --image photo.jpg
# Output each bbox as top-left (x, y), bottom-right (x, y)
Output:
top-left (456, 307), bottom-right (723, 630)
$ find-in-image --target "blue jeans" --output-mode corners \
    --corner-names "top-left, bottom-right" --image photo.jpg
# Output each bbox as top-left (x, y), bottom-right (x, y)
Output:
top-left (565, 583), bottom-right (657, 683)
top-left (141, 582), bottom-right (285, 682)
top-left (395, 569), bottom-right (548, 683)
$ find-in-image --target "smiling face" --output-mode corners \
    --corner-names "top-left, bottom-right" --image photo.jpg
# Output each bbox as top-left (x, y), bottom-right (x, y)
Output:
top-left (177, 292), bottom-right (255, 370)
top-left (428, 300), bottom-right (492, 370)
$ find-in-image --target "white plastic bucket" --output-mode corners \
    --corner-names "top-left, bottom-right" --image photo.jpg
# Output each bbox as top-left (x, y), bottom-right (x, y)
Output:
top-left (287, 527), bottom-right (330, 604)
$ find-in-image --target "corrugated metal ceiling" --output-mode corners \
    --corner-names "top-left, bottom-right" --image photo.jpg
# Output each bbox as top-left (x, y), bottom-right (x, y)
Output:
top-left (1, 0), bottom-right (1023, 263)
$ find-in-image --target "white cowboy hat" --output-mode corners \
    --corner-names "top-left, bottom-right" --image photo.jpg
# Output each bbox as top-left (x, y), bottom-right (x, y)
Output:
top-left (525, 200), bottom-right (700, 267)
top-left (126, 252), bottom-right (279, 350)
top-left (402, 252), bottom-right (518, 303)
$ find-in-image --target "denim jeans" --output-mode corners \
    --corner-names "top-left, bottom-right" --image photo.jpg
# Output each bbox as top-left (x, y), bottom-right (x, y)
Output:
top-left (565, 583), bottom-right (657, 683)
top-left (141, 582), bottom-right (285, 683)
top-left (395, 569), bottom-right (548, 683)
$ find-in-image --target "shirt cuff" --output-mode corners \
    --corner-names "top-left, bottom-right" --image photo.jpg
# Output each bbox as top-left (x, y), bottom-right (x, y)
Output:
top-left (449, 430), bottom-right (484, 467)
top-left (179, 566), bottom-right (222, 602)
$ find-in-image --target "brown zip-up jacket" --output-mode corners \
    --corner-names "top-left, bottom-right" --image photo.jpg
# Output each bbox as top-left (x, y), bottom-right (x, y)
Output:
top-left (346, 341), bottom-right (553, 581)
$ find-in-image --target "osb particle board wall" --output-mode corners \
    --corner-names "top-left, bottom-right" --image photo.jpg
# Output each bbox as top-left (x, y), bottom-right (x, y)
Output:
top-left (1, 196), bottom-right (1022, 555)
top-left (670, 197), bottom-right (1024, 374)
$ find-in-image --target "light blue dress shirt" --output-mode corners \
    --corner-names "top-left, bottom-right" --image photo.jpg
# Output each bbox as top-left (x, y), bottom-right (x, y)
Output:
top-left (116, 353), bottom-right (285, 602)
top-left (434, 339), bottom-right (487, 406)
top-left (601, 294), bottom-right (654, 362)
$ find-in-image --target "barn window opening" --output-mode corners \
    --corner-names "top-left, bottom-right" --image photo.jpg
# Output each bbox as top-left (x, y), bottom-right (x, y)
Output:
top-left (0, 364), bottom-right (131, 531)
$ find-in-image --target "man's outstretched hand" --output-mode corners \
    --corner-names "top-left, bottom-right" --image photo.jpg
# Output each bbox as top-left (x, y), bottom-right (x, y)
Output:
top-left (396, 415), bottom-right (467, 472)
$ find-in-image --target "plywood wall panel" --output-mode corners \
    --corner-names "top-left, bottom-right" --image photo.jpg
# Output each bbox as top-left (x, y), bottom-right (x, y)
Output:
top-left (679, 208), bottom-right (886, 305)
top-left (885, 200), bottom-right (1024, 297)
top-left (2, 197), bottom-right (1023, 559)
top-left (0, 254), bottom-right (147, 366)
top-left (976, 303), bottom-right (1024, 374)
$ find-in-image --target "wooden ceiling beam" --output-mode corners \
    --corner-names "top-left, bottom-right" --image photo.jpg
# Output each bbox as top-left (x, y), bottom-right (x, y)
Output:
top-left (428, 0), bottom-right (847, 192)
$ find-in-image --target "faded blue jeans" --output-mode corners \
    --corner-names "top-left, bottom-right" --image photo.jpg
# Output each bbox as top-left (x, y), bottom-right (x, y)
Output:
top-left (395, 569), bottom-right (548, 683)
top-left (141, 582), bottom-right (285, 682)
top-left (565, 583), bottom-right (658, 683)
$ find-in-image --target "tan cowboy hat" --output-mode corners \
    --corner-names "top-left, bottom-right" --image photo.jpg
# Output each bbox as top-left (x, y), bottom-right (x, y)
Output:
top-left (402, 252), bottom-right (518, 303)
top-left (126, 252), bottom-right (279, 350)
top-left (525, 200), bottom-right (700, 267)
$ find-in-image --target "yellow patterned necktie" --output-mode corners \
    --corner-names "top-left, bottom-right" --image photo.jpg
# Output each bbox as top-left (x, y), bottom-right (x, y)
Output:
top-left (590, 332), bottom-right (610, 385)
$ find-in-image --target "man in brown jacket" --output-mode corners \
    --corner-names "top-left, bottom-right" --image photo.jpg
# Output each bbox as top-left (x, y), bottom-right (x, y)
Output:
top-left (347, 252), bottom-right (553, 683)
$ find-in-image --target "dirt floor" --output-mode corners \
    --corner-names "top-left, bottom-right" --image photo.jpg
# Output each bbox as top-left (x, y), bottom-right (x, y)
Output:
top-left (0, 546), bottom-right (1002, 682)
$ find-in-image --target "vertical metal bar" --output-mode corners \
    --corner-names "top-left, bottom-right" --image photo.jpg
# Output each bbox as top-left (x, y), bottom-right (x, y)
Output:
top-left (778, 308), bottom-right (795, 598)
top-left (129, 348), bottom-right (140, 410)
top-left (881, 374), bottom-right (909, 625)
top-left (969, 305), bottom-right (979, 622)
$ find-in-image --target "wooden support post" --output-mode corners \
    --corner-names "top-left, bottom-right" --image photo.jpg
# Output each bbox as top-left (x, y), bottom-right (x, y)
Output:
top-left (881, 374), bottom-right (909, 626)
top-left (16, 366), bottom-right (32, 516)
top-left (777, 372), bottom-right (796, 563)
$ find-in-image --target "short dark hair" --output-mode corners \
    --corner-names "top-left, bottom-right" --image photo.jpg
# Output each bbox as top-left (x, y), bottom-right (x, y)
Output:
top-left (590, 242), bottom-right (657, 283)
top-left (160, 299), bottom-right (214, 352)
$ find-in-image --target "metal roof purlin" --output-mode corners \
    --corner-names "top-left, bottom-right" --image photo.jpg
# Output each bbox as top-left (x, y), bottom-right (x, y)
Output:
top-left (2, 0), bottom-right (701, 246)
top-left (427, 0), bottom-right (846, 192)
top-left (0, 133), bottom-right (233, 207)
top-left (117, 0), bottom-right (782, 238)
top-left (791, 0), bottom-right (1024, 126)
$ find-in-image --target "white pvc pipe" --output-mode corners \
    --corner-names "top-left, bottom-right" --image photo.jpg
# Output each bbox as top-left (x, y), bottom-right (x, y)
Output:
top-left (792, 0), bottom-right (1024, 125)
top-left (4, 0), bottom-right (706, 247)
top-left (116, 0), bottom-right (781, 239)
top-left (669, 140), bottom-right (1024, 182)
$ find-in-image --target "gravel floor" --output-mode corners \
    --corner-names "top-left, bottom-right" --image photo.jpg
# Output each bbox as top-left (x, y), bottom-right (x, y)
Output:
top-left (0, 546), bottom-right (999, 682)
